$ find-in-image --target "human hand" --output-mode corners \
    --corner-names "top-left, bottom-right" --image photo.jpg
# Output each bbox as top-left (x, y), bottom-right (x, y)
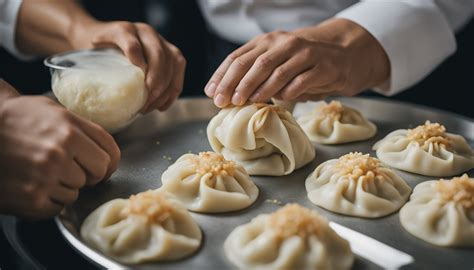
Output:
top-left (0, 85), bottom-right (120, 219)
top-left (72, 21), bottom-right (186, 113)
top-left (205, 19), bottom-right (389, 107)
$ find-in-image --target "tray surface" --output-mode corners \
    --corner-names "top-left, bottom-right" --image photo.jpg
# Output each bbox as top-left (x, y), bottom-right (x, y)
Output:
top-left (57, 97), bottom-right (474, 269)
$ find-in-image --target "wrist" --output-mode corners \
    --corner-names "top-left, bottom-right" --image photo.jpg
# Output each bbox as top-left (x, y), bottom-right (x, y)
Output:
top-left (294, 18), bottom-right (390, 89)
top-left (69, 17), bottom-right (102, 50)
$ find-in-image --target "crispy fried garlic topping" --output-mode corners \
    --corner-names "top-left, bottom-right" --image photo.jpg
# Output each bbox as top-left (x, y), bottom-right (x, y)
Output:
top-left (267, 204), bottom-right (326, 240)
top-left (436, 174), bottom-right (474, 209)
top-left (317, 101), bottom-right (345, 120)
top-left (122, 190), bottom-right (172, 224)
top-left (407, 121), bottom-right (450, 146)
top-left (335, 152), bottom-right (382, 180)
top-left (193, 152), bottom-right (236, 177)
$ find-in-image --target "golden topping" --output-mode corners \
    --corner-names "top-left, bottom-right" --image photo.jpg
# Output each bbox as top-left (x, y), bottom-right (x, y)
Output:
top-left (435, 174), bottom-right (474, 209)
top-left (317, 101), bottom-right (345, 120)
top-left (335, 152), bottom-right (382, 180)
top-left (193, 152), bottom-right (236, 177)
top-left (122, 190), bottom-right (172, 224)
top-left (406, 121), bottom-right (450, 146)
top-left (266, 204), bottom-right (326, 240)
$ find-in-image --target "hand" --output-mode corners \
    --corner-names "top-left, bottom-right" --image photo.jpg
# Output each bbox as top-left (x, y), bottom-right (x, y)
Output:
top-left (16, 1), bottom-right (186, 113)
top-left (72, 21), bottom-right (186, 113)
top-left (205, 19), bottom-right (390, 107)
top-left (0, 85), bottom-right (120, 219)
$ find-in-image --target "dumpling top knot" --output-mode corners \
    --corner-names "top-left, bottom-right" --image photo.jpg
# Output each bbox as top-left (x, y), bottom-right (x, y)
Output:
top-left (407, 121), bottom-right (450, 146)
top-left (436, 174), bottom-right (474, 209)
top-left (267, 204), bottom-right (326, 241)
top-left (254, 102), bottom-right (285, 112)
top-left (193, 151), bottom-right (237, 177)
top-left (122, 190), bottom-right (173, 224)
top-left (317, 100), bottom-right (345, 120)
top-left (335, 152), bottom-right (382, 180)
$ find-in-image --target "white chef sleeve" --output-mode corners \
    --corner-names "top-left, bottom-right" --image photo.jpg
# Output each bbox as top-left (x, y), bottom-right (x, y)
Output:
top-left (0, 0), bottom-right (32, 60)
top-left (336, 0), bottom-right (472, 96)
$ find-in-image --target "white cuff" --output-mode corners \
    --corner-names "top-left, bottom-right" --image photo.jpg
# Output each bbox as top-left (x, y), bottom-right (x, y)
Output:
top-left (336, 1), bottom-right (456, 96)
top-left (0, 0), bottom-right (34, 60)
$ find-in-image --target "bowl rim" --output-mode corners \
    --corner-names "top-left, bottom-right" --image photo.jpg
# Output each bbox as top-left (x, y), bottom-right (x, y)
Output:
top-left (43, 48), bottom-right (121, 71)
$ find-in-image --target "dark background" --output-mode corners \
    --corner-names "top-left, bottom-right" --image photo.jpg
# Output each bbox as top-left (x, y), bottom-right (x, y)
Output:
top-left (0, 1), bottom-right (473, 270)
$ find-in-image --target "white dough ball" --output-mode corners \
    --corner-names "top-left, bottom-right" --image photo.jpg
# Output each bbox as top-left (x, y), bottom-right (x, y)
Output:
top-left (52, 50), bottom-right (147, 132)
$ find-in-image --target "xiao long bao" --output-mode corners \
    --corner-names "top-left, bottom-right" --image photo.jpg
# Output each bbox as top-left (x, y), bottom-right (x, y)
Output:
top-left (80, 190), bottom-right (202, 264)
top-left (224, 204), bottom-right (354, 270)
top-left (400, 174), bottom-right (474, 247)
top-left (159, 152), bottom-right (259, 213)
top-left (373, 121), bottom-right (474, 176)
top-left (207, 103), bottom-right (315, 176)
top-left (305, 152), bottom-right (411, 218)
top-left (293, 100), bottom-right (377, 144)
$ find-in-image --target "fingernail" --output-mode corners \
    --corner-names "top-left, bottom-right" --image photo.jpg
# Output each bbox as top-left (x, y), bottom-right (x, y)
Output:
top-left (205, 82), bottom-right (216, 97)
top-left (214, 94), bottom-right (227, 107)
top-left (231, 92), bottom-right (243, 105)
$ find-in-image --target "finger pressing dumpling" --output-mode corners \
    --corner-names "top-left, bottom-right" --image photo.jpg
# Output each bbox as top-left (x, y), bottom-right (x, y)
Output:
top-left (159, 151), bottom-right (259, 213)
top-left (293, 100), bottom-right (377, 144)
top-left (400, 174), bottom-right (474, 247)
top-left (207, 103), bottom-right (315, 176)
top-left (224, 204), bottom-right (354, 270)
top-left (80, 190), bottom-right (202, 264)
top-left (305, 152), bottom-right (411, 218)
top-left (373, 121), bottom-right (474, 176)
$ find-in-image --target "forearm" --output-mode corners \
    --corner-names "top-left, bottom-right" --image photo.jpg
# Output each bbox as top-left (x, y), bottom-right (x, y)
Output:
top-left (15, 0), bottom-right (98, 55)
top-left (293, 18), bottom-right (390, 90)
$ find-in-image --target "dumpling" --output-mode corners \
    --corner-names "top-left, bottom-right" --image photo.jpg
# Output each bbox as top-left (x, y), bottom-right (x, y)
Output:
top-left (207, 103), bottom-right (315, 176)
top-left (373, 121), bottom-right (474, 176)
top-left (305, 152), bottom-right (411, 218)
top-left (400, 174), bottom-right (474, 247)
top-left (80, 190), bottom-right (202, 264)
top-left (159, 151), bottom-right (259, 213)
top-left (224, 204), bottom-right (354, 270)
top-left (293, 100), bottom-right (376, 144)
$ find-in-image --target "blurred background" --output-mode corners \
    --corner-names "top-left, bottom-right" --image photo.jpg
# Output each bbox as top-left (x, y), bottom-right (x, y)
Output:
top-left (1, 0), bottom-right (473, 118)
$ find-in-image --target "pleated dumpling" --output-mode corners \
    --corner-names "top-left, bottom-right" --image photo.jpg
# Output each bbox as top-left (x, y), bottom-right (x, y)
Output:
top-left (373, 121), bottom-right (474, 176)
top-left (207, 103), bottom-right (315, 176)
top-left (160, 151), bottom-right (259, 213)
top-left (80, 190), bottom-right (202, 264)
top-left (224, 204), bottom-right (354, 270)
top-left (294, 100), bottom-right (376, 144)
top-left (400, 174), bottom-right (474, 247)
top-left (305, 152), bottom-right (411, 218)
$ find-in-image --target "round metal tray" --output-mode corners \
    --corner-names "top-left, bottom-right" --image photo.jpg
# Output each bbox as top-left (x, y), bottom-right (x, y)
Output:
top-left (56, 97), bottom-right (474, 269)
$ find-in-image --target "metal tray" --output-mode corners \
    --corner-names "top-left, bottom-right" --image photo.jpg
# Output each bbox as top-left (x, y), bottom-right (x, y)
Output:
top-left (56, 97), bottom-right (474, 269)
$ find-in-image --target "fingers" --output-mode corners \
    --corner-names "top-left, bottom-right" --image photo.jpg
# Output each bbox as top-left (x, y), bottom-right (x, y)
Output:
top-left (212, 48), bottom-right (267, 107)
top-left (158, 48), bottom-right (186, 111)
top-left (134, 24), bottom-right (173, 111)
top-left (204, 42), bottom-right (256, 98)
top-left (243, 49), bottom-right (313, 104)
top-left (278, 66), bottom-right (337, 100)
top-left (70, 117), bottom-right (120, 185)
top-left (59, 159), bottom-right (86, 189)
top-left (49, 184), bottom-right (79, 206)
top-left (92, 22), bottom-right (147, 72)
